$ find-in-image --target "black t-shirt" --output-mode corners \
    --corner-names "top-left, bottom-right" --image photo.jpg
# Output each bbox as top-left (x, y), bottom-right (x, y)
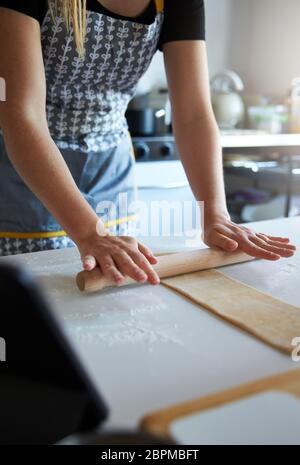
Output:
top-left (0, 0), bottom-right (205, 50)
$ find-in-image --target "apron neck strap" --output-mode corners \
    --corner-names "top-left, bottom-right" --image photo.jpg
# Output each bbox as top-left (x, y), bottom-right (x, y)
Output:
top-left (154, 0), bottom-right (164, 13)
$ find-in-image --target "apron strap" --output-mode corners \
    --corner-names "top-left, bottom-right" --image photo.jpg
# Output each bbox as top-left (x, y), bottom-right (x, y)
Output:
top-left (154, 0), bottom-right (164, 13)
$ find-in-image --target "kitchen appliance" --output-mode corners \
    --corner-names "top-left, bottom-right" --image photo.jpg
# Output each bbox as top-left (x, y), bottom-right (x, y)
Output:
top-left (132, 135), bottom-right (179, 161)
top-left (128, 86), bottom-right (200, 238)
top-left (151, 88), bottom-right (172, 135)
top-left (126, 89), bottom-right (172, 137)
top-left (211, 71), bottom-right (245, 129)
top-left (126, 108), bottom-right (155, 136)
top-left (248, 104), bottom-right (289, 134)
top-left (126, 93), bottom-right (155, 136)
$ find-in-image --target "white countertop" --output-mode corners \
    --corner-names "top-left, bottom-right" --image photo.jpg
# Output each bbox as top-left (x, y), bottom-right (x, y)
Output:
top-left (1, 217), bottom-right (300, 430)
top-left (221, 132), bottom-right (300, 149)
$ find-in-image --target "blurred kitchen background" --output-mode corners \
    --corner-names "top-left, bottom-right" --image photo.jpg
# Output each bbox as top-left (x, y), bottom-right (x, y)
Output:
top-left (129, 0), bottom-right (300, 232)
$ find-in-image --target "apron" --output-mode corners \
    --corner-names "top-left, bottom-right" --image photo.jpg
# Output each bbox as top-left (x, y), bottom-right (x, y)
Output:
top-left (0, 0), bottom-right (164, 256)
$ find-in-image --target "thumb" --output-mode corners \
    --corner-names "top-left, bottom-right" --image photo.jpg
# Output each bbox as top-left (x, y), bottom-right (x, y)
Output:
top-left (82, 255), bottom-right (97, 271)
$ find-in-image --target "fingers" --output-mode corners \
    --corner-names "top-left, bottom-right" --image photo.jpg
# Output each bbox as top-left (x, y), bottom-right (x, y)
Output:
top-left (215, 226), bottom-right (281, 260)
top-left (98, 255), bottom-right (124, 285)
top-left (127, 249), bottom-right (160, 285)
top-left (206, 230), bottom-right (239, 252)
top-left (81, 235), bottom-right (160, 286)
top-left (205, 220), bottom-right (296, 262)
top-left (82, 255), bottom-right (97, 271)
top-left (117, 239), bottom-right (159, 284)
top-left (113, 251), bottom-right (150, 284)
top-left (256, 234), bottom-right (296, 250)
top-left (261, 235), bottom-right (291, 243)
top-left (212, 223), bottom-right (296, 260)
top-left (249, 236), bottom-right (295, 258)
top-left (267, 241), bottom-right (296, 251)
top-left (138, 242), bottom-right (158, 265)
top-left (239, 239), bottom-right (281, 260)
top-left (121, 239), bottom-right (159, 283)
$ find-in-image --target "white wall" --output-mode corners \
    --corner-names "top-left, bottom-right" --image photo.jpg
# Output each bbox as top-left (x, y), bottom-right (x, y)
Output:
top-left (138, 0), bottom-right (300, 96)
top-left (238, 0), bottom-right (300, 95)
top-left (136, 52), bottom-right (166, 94)
top-left (227, 0), bottom-right (253, 87)
top-left (205, 0), bottom-right (233, 77)
top-left (223, 0), bottom-right (300, 95)
top-left (137, 0), bottom-right (233, 93)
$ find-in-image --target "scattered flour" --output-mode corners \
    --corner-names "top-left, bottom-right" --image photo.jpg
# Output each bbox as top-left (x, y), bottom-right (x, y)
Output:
top-left (71, 321), bottom-right (183, 349)
top-left (279, 263), bottom-right (298, 273)
top-left (62, 287), bottom-right (184, 352)
top-left (15, 254), bottom-right (185, 352)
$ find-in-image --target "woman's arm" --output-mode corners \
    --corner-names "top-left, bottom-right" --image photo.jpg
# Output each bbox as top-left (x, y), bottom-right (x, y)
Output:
top-left (0, 14), bottom-right (100, 242)
top-left (164, 41), bottom-right (296, 259)
top-left (0, 8), bottom-right (159, 284)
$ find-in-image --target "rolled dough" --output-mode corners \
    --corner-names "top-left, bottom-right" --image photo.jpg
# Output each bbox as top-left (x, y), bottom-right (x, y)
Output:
top-left (162, 270), bottom-right (300, 354)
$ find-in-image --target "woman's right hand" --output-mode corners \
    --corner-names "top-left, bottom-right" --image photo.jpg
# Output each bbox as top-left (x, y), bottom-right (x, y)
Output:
top-left (78, 233), bottom-right (160, 286)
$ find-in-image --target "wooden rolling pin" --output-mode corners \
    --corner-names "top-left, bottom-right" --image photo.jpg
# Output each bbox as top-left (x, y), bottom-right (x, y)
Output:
top-left (76, 248), bottom-right (254, 293)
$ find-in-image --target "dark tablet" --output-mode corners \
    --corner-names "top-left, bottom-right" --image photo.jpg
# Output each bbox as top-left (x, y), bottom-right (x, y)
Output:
top-left (0, 263), bottom-right (108, 445)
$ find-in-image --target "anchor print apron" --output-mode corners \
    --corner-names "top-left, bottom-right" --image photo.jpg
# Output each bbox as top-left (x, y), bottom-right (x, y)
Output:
top-left (0, 0), bottom-right (164, 255)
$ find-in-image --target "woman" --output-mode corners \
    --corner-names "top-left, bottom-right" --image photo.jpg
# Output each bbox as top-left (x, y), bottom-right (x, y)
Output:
top-left (0, 0), bottom-right (296, 286)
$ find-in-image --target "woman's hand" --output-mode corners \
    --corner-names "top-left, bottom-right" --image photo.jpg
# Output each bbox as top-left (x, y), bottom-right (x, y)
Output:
top-left (78, 232), bottom-right (160, 286)
top-left (203, 216), bottom-right (296, 260)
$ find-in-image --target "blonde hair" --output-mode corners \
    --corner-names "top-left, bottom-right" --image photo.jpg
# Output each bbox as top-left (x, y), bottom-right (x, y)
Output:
top-left (48, 1), bottom-right (164, 56)
top-left (49, 1), bottom-right (87, 56)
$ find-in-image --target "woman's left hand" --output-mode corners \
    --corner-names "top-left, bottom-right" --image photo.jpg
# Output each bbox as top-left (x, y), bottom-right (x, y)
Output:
top-left (203, 216), bottom-right (297, 260)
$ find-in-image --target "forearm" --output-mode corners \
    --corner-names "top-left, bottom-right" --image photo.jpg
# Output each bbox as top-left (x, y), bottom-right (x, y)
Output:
top-left (1, 115), bottom-right (104, 243)
top-left (173, 114), bottom-right (229, 221)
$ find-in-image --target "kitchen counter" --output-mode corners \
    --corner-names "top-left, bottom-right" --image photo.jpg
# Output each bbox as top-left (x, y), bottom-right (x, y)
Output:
top-left (1, 217), bottom-right (300, 430)
top-left (220, 132), bottom-right (300, 219)
top-left (135, 132), bottom-right (300, 153)
top-left (221, 132), bottom-right (300, 149)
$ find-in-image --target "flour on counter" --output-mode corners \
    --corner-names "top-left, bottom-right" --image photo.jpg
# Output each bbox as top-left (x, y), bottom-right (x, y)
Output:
top-left (279, 263), bottom-right (298, 273)
top-left (63, 287), bottom-right (184, 352)
top-left (11, 252), bottom-right (185, 351)
top-left (71, 321), bottom-right (183, 349)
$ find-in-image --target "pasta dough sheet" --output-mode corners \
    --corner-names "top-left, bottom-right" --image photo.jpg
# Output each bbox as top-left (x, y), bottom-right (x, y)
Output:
top-left (162, 270), bottom-right (300, 354)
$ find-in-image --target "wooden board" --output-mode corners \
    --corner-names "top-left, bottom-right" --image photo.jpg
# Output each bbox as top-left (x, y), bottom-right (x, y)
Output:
top-left (140, 369), bottom-right (300, 441)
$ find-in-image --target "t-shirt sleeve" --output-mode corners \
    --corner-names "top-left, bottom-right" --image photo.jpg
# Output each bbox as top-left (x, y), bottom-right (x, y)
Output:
top-left (0, 0), bottom-right (46, 24)
top-left (159, 0), bottom-right (206, 50)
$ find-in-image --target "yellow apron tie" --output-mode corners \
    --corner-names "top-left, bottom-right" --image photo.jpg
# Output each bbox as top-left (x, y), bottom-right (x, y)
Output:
top-left (155, 0), bottom-right (164, 13)
top-left (0, 215), bottom-right (138, 240)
